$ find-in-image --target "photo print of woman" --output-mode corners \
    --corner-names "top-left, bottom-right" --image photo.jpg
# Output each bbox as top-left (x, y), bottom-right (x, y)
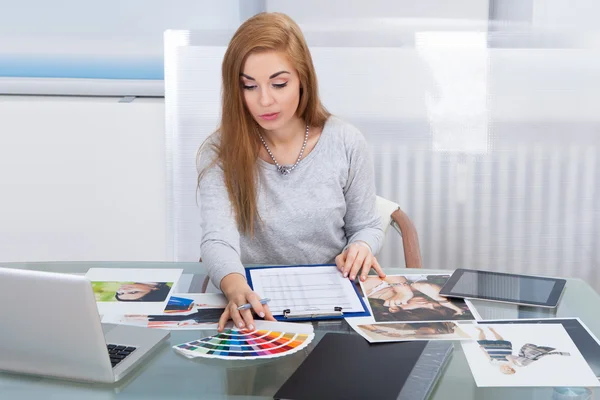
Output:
top-left (357, 321), bottom-right (472, 342)
top-left (361, 274), bottom-right (476, 322)
top-left (91, 281), bottom-right (173, 302)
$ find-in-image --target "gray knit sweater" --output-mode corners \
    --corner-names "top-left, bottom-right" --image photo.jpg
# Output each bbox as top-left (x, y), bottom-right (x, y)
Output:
top-left (197, 116), bottom-right (384, 289)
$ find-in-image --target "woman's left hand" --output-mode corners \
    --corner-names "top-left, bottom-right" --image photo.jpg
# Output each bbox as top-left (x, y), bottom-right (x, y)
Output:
top-left (335, 241), bottom-right (386, 282)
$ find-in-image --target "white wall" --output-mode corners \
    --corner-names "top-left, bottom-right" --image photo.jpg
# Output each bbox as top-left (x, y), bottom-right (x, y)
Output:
top-left (532, 0), bottom-right (600, 32)
top-left (0, 0), bottom-right (247, 95)
top-left (267, 0), bottom-right (489, 22)
top-left (0, 0), bottom-right (242, 59)
top-left (0, 95), bottom-right (168, 262)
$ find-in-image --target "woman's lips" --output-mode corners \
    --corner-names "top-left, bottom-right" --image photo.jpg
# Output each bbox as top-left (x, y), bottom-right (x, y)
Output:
top-left (259, 112), bottom-right (279, 121)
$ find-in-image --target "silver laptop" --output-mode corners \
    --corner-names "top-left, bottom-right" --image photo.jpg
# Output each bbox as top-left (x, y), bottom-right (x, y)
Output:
top-left (0, 267), bottom-right (170, 383)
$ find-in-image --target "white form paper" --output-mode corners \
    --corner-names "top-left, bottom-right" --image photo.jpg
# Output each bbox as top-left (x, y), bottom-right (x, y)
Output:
top-left (248, 266), bottom-right (365, 316)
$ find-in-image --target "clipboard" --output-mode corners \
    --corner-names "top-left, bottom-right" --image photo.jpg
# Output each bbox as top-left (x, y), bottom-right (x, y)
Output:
top-left (245, 263), bottom-right (371, 322)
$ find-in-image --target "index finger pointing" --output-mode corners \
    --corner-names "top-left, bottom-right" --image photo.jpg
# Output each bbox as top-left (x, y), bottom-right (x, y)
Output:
top-left (372, 258), bottom-right (386, 278)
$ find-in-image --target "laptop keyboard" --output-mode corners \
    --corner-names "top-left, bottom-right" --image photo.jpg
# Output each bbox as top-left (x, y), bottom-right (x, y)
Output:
top-left (107, 344), bottom-right (137, 368)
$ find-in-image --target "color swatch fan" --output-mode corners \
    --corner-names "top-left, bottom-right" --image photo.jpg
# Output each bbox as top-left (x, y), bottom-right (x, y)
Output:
top-left (173, 321), bottom-right (314, 360)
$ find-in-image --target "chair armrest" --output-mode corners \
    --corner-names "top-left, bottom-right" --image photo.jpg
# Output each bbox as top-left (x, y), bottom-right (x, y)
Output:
top-left (390, 208), bottom-right (423, 269)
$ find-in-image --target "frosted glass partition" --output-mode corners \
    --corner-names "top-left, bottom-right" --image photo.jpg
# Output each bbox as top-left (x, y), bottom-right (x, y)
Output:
top-left (164, 26), bottom-right (600, 290)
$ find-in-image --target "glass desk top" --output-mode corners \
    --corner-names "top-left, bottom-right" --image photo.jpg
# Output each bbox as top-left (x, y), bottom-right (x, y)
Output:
top-left (1, 261), bottom-right (599, 399)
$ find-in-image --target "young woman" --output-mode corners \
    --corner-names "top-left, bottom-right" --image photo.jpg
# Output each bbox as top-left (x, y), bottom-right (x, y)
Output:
top-left (197, 12), bottom-right (385, 332)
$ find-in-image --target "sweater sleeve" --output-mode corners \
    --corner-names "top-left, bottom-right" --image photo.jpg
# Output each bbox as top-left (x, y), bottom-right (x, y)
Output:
top-left (197, 137), bottom-right (246, 290)
top-left (342, 125), bottom-right (384, 255)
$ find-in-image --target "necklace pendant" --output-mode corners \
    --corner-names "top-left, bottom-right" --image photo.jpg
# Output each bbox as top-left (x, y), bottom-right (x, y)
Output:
top-left (278, 165), bottom-right (292, 175)
top-left (259, 123), bottom-right (309, 176)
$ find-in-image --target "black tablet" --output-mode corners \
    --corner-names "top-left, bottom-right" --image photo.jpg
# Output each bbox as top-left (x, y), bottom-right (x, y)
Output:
top-left (439, 268), bottom-right (567, 308)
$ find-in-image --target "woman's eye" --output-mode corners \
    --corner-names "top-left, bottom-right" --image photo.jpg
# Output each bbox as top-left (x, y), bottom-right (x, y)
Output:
top-left (242, 82), bottom-right (287, 90)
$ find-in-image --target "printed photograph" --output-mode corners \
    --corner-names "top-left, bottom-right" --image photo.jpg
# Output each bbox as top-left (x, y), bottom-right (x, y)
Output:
top-left (91, 281), bottom-right (173, 302)
top-left (356, 321), bottom-right (471, 343)
top-left (461, 323), bottom-right (599, 387)
top-left (116, 307), bottom-right (225, 329)
top-left (479, 318), bottom-right (600, 378)
top-left (101, 293), bottom-right (228, 330)
top-left (164, 296), bottom-right (195, 313)
top-left (85, 268), bottom-right (183, 315)
top-left (361, 274), bottom-right (476, 322)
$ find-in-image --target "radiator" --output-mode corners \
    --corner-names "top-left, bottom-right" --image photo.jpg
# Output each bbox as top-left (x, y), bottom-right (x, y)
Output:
top-left (372, 143), bottom-right (599, 289)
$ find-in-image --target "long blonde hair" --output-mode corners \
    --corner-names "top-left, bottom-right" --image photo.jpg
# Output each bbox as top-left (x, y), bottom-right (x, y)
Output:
top-left (199, 12), bottom-right (330, 235)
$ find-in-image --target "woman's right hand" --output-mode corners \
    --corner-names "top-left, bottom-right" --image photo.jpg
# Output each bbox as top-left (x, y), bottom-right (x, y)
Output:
top-left (218, 273), bottom-right (275, 332)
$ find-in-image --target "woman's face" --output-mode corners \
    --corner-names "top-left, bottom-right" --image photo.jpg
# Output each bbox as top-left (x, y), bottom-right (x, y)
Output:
top-left (240, 51), bottom-right (302, 132)
top-left (116, 283), bottom-right (156, 301)
top-left (415, 327), bottom-right (438, 335)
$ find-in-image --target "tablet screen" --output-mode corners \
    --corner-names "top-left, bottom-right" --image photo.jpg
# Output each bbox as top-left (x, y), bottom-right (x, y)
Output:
top-left (448, 270), bottom-right (557, 304)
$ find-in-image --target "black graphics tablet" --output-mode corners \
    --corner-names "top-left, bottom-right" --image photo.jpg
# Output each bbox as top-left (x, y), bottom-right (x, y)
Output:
top-left (439, 269), bottom-right (567, 308)
top-left (273, 333), bottom-right (453, 400)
